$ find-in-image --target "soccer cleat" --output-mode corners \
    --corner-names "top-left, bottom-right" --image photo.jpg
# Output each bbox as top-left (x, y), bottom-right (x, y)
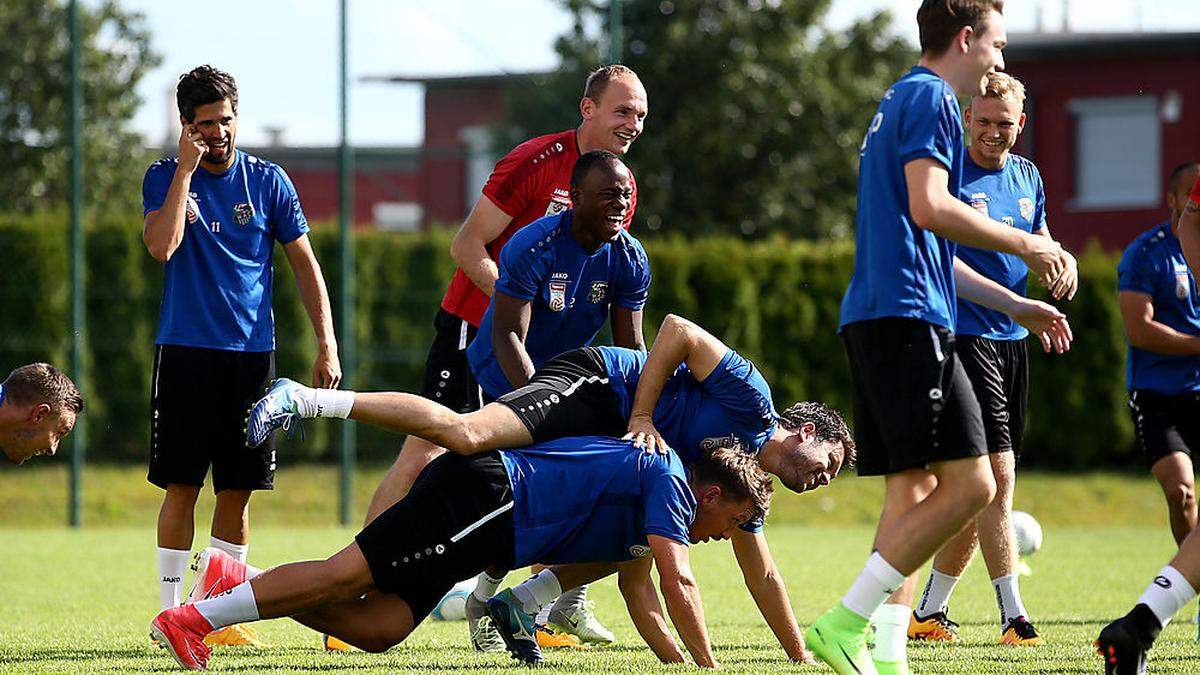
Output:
top-left (150, 604), bottom-right (214, 670)
top-left (874, 658), bottom-right (909, 675)
top-left (547, 600), bottom-right (616, 644)
top-left (186, 548), bottom-right (248, 604)
top-left (323, 633), bottom-right (354, 651)
top-left (465, 593), bottom-right (505, 653)
top-left (485, 589), bottom-right (542, 664)
top-left (536, 624), bottom-right (584, 649)
top-left (246, 378), bottom-right (307, 448)
top-left (1000, 616), bottom-right (1044, 646)
top-left (203, 624), bottom-right (265, 648)
top-left (1096, 617), bottom-right (1150, 675)
top-left (908, 610), bottom-right (960, 642)
top-left (805, 604), bottom-right (878, 675)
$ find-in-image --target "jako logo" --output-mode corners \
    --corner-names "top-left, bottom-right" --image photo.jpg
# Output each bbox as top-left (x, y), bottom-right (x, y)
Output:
top-left (1154, 575), bottom-right (1173, 589)
top-left (629, 544), bottom-right (651, 558)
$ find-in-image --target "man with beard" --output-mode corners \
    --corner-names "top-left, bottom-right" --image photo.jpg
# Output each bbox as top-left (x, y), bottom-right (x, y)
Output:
top-left (141, 65), bottom-right (340, 646)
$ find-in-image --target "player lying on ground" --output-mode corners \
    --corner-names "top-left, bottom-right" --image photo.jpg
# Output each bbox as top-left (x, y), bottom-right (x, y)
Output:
top-left (150, 440), bottom-right (771, 670)
top-left (1097, 164), bottom-right (1200, 675)
top-left (247, 313), bottom-right (852, 662)
top-left (0, 363), bottom-right (83, 465)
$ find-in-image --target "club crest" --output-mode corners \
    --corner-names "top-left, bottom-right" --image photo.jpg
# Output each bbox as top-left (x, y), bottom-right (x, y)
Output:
top-left (1019, 197), bottom-right (1035, 223)
top-left (588, 281), bottom-right (608, 304)
top-left (185, 195), bottom-right (200, 225)
top-left (233, 202), bottom-right (254, 226)
top-left (545, 197), bottom-right (571, 217)
top-left (548, 281), bottom-right (568, 312)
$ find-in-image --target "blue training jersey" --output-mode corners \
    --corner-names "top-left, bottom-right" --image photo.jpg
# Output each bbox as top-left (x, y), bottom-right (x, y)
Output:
top-left (468, 210), bottom-right (652, 398)
top-left (840, 66), bottom-right (964, 332)
top-left (501, 436), bottom-right (695, 567)
top-left (142, 151), bottom-right (310, 352)
top-left (597, 346), bottom-right (776, 533)
top-left (955, 153), bottom-right (1047, 340)
top-left (1118, 221), bottom-right (1200, 394)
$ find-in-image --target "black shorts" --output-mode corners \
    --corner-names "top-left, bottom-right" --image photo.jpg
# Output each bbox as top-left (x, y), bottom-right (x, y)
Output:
top-left (957, 335), bottom-right (1028, 457)
top-left (496, 347), bottom-right (627, 443)
top-left (355, 453), bottom-right (515, 622)
top-left (1129, 390), bottom-right (1200, 467)
top-left (148, 345), bottom-right (276, 492)
top-left (418, 308), bottom-right (482, 413)
top-left (842, 318), bottom-right (987, 476)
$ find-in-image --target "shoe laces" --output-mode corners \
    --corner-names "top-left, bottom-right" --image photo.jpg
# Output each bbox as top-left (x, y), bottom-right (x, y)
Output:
top-left (1008, 617), bottom-right (1038, 639)
top-left (472, 617), bottom-right (505, 651)
top-left (262, 394), bottom-right (305, 441)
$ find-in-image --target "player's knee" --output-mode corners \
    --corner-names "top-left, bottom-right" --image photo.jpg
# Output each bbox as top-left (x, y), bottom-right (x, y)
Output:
top-left (1167, 482), bottom-right (1196, 513)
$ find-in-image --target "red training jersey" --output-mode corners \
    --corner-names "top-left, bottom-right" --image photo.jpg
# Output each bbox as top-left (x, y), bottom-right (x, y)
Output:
top-left (439, 129), bottom-right (638, 326)
top-left (1191, 174), bottom-right (1200, 206)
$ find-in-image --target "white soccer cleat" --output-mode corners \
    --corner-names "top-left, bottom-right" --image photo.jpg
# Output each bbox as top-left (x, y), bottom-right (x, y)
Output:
top-left (547, 600), bottom-right (616, 645)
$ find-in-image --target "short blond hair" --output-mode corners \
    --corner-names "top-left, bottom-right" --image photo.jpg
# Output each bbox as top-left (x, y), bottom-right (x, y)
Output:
top-left (980, 71), bottom-right (1026, 109)
top-left (691, 447), bottom-right (774, 523)
top-left (583, 64), bottom-right (640, 103)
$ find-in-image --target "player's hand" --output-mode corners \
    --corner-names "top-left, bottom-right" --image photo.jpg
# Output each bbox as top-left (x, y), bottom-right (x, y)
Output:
top-left (179, 124), bottom-right (207, 171)
top-left (792, 647), bottom-right (817, 666)
top-left (1011, 299), bottom-right (1073, 354)
top-left (1019, 235), bottom-right (1069, 290)
top-left (1046, 246), bottom-right (1079, 301)
top-left (623, 413), bottom-right (670, 455)
top-left (312, 345), bottom-right (342, 389)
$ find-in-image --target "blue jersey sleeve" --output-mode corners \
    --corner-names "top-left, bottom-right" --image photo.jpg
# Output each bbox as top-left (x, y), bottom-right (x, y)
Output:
top-left (269, 165), bottom-right (309, 245)
top-left (1033, 170), bottom-right (1049, 233)
top-left (641, 457), bottom-right (695, 545)
top-left (898, 83), bottom-right (960, 171)
top-left (614, 236), bottom-right (652, 311)
top-left (142, 160), bottom-right (173, 217)
top-left (1117, 244), bottom-right (1157, 296)
top-left (494, 231), bottom-right (549, 302)
top-left (700, 350), bottom-right (778, 450)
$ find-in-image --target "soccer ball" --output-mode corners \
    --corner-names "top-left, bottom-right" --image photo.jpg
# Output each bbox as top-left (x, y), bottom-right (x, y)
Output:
top-left (430, 577), bottom-right (477, 621)
top-left (1011, 510), bottom-right (1043, 557)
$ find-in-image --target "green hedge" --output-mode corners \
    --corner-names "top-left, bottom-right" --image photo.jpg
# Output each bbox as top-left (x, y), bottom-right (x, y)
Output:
top-left (0, 213), bottom-right (1131, 468)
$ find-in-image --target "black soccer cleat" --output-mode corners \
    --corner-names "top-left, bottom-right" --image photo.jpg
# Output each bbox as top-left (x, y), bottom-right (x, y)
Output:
top-left (1096, 611), bottom-right (1155, 675)
top-left (485, 589), bottom-right (543, 665)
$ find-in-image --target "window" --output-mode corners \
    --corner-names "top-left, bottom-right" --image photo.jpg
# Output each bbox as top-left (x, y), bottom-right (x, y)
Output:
top-left (461, 126), bottom-right (496, 216)
top-left (1069, 96), bottom-right (1160, 210)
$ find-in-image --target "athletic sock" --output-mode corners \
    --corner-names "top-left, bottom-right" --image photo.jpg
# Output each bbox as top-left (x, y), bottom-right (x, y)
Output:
top-left (870, 603), bottom-right (910, 664)
top-left (535, 605), bottom-right (552, 626)
top-left (915, 568), bottom-right (959, 618)
top-left (473, 571), bottom-right (505, 602)
top-left (992, 574), bottom-right (1028, 625)
top-left (158, 547), bottom-right (190, 610)
top-left (312, 389), bottom-right (354, 419)
top-left (1137, 565), bottom-right (1197, 628)
top-left (550, 583), bottom-right (588, 615)
top-left (193, 581), bottom-right (260, 630)
top-left (512, 570), bottom-right (563, 616)
top-left (841, 552), bottom-right (906, 620)
top-left (210, 536), bottom-right (248, 564)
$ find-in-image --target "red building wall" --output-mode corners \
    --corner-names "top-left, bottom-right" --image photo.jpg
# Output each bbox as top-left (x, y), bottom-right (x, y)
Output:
top-left (419, 85), bottom-right (508, 227)
top-left (286, 168), bottom-right (419, 226)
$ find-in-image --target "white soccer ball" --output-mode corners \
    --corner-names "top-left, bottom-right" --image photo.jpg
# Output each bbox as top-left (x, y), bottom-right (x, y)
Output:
top-left (430, 578), bottom-right (477, 621)
top-left (1011, 510), bottom-right (1043, 557)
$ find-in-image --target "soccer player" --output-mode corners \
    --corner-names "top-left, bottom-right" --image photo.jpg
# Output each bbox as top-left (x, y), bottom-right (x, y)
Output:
top-left (248, 312), bottom-right (850, 663)
top-left (806, 2), bottom-right (1076, 674)
top-left (0, 363), bottom-right (83, 465)
top-left (149, 441), bottom-right (770, 670)
top-left (141, 66), bottom-right (340, 645)
top-left (906, 72), bottom-right (1071, 649)
top-left (365, 63), bottom-right (647, 520)
top-left (1097, 170), bottom-right (1200, 674)
top-left (1118, 162), bottom-right (1200, 547)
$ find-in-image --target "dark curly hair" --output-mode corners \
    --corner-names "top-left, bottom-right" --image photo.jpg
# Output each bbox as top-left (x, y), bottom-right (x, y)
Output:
top-left (176, 65), bottom-right (238, 122)
top-left (778, 401), bottom-right (855, 469)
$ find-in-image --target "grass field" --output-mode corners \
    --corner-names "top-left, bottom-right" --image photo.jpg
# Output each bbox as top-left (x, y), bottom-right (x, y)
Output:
top-left (1, 464), bottom-right (1198, 673)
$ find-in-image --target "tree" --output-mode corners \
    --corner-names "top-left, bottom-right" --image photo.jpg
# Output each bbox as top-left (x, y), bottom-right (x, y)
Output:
top-left (503, 0), bottom-right (915, 239)
top-left (0, 0), bottom-right (160, 213)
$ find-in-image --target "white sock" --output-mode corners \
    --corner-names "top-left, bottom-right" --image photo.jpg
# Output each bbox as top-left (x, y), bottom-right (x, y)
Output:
top-left (210, 536), bottom-right (248, 564)
top-left (992, 574), bottom-right (1028, 625)
top-left (473, 571), bottom-right (505, 602)
top-left (1138, 565), bottom-right (1197, 627)
top-left (550, 583), bottom-right (588, 614)
top-left (871, 603), bottom-right (910, 664)
top-left (313, 388), bottom-right (355, 419)
top-left (535, 605), bottom-right (552, 626)
top-left (158, 547), bottom-right (190, 610)
top-left (842, 552), bottom-right (906, 620)
top-left (915, 568), bottom-right (960, 617)
top-left (193, 581), bottom-right (260, 630)
top-left (512, 570), bottom-right (563, 615)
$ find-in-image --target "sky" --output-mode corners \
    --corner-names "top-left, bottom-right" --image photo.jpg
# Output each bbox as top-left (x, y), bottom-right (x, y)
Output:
top-left (116, 0), bottom-right (1200, 149)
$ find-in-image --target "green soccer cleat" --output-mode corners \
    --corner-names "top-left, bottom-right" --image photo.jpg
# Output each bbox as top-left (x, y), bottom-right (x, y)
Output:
top-left (874, 657), bottom-right (910, 675)
top-left (805, 604), bottom-right (878, 675)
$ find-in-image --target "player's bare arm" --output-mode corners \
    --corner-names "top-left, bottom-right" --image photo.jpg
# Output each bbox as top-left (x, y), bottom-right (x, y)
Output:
top-left (490, 290), bottom-right (536, 389)
top-left (449, 195), bottom-right (514, 297)
top-left (1118, 291), bottom-right (1200, 356)
top-left (625, 314), bottom-right (727, 452)
top-left (617, 556), bottom-right (688, 664)
top-left (954, 258), bottom-right (1072, 353)
top-left (610, 305), bottom-right (646, 351)
top-left (906, 158), bottom-right (1071, 294)
top-left (730, 528), bottom-right (815, 664)
top-left (649, 534), bottom-right (718, 669)
top-left (282, 234), bottom-right (342, 388)
top-left (142, 126), bottom-right (206, 263)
